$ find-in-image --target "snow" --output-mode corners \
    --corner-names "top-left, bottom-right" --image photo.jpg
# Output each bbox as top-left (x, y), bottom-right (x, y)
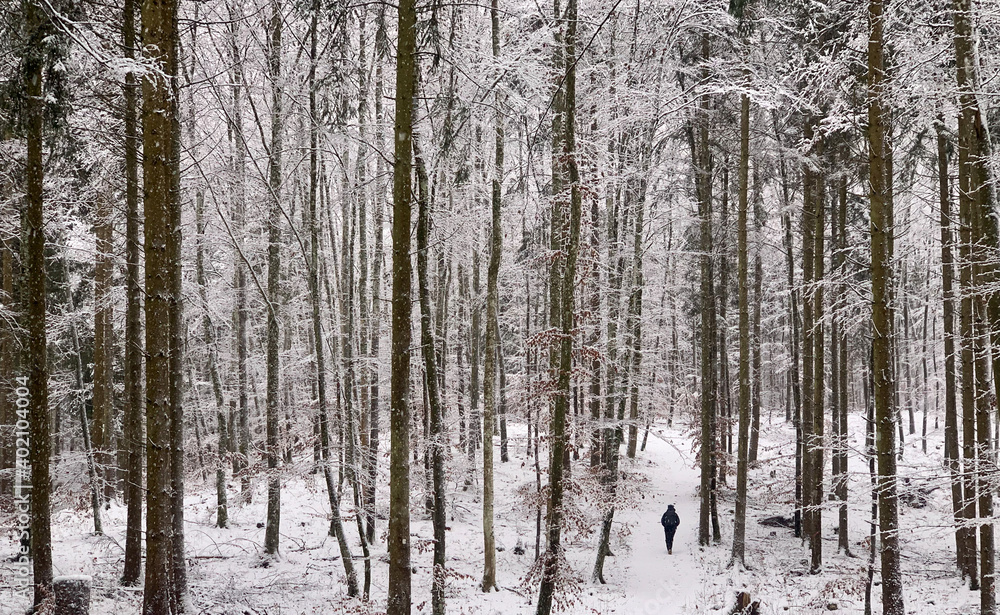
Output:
top-left (0, 415), bottom-right (987, 614)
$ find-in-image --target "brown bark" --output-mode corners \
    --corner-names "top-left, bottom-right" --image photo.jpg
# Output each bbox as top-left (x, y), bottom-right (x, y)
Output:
top-left (954, 0), bottom-right (996, 603)
top-left (732, 89), bottom-right (750, 568)
top-left (168, 10), bottom-right (187, 605)
top-left (482, 0), bottom-right (502, 591)
top-left (364, 3), bottom-right (387, 546)
top-left (263, 0), bottom-right (283, 559)
top-left (22, 1), bottom-right (53, 606)
top-left (801, 119), bottom-right (816, 556)
top-left (92, 193), bottom-right (114, 503)
top-left (957, 93), bottom-right (980, 589)
top-left (868, 0), bottom-right (904, 609)
top-left (141, 0), bottom-right (181, 604)
top-left (388, 0), bottom-right (417, 606)
top-left (69, 321), bottom-right (102, 535)
top-left (810, 148), bottom-right (825, 574)
top-left (835, 175), bottom-right (849, 554)
top-left (227, 0), bottom-right (251, 500)
top-left (415, 141), bottom-right (448, 612)
top-left (120, 0), bottom-right (143, 585)
top-left (938, 117), bottom-right (969, 581)
top-left (537, 0), bottom-right (581, 609)
top-left (694, 33), bottom-right (715, 549)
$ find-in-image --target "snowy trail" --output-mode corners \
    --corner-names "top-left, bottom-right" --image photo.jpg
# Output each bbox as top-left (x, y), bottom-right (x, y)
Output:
top-left (594, 424), bottom-right (706, 615)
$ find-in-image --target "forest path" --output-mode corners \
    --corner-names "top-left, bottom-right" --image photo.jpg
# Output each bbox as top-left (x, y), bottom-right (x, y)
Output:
top-left (595, 422), bottom-right (707, 614)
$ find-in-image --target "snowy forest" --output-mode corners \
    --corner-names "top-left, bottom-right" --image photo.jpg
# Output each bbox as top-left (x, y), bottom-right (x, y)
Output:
top-left (1, 0), bottom-right (1000, 613)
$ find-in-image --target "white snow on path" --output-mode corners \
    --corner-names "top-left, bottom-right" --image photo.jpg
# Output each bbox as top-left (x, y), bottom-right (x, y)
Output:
top-left (434, 421), bottom-right (712, 615)
top-left (591, 425), bottom-right (704, 615)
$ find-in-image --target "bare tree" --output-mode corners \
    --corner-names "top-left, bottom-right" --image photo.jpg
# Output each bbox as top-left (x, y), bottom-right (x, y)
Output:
top-left (732, 82), bottom-right (751, 568)
top-left (694, 33), bottom-right (716, 549)
top-left (387, 0), bottom-right (418, 608)
top-left (120, 0), bottom-right (143, 585)
top-left (263, 0), bottom-right (283, 559)
top-left (92, 191), bottom-right (114, 503)
top-left (141, 0), bottom-right (181, 605)
top-left (868, 0), bottom-right (904, 609)
top-left (537, 0), bottom-right (582, 610)
top-left (415, 138), bottom-right (447, 615)
top-left (482, 0), bottom-right (504, 592)
top-left (953, 0), bottom-right (996, 607)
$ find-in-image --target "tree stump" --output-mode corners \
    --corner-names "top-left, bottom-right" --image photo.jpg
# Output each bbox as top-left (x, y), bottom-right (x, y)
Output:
top-left (53, 576), bottom-right (91, 615)
top-left (731, 591), bottom-right (761, 615)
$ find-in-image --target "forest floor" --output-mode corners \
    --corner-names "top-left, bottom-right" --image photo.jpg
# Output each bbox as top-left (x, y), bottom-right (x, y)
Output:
top-left (0, 410), bottom-right (987, 614)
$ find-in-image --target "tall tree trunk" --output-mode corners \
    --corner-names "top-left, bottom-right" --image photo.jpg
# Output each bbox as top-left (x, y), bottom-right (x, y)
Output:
top-left (695, 33), bottom-right (715, 549)
top-left (921, 278), bottom-right (930, 455)
top-left (263, 0), bottom-right (283, 558)
top-left (366, 3), bottom-right (387, 546)
top-left (954, 0), bottom-right (996, 603)
top-left (938, 118), bottom-right (968, 580)
top-left (388, 0), bottom-right (417, 606)
top-left (748, 162), bottom-right (762, 459)
top-left (227, 0), bottom-right (251, 501)
top-left (775, 114), bottom-right (802, 539)
top-left (93, 193), bottom-right (114, 503)
top-left (22, 0), bottom-right (53, 606)
top-left (868, 0), bottom-right (904, 610)
top-left (810, 151), bottom-right (825, 574)
top-left (338, 145), bottom-right (359, 524)
top-left (718, 166), bottom-right (732, 466)
top-left (353, 12), bottom-right (374, 582)
top-left (596, 18), bottom-right (624, 579)
top-left (458, 268), bottom-right (468, 454)
top-left (482, 0), bottom-right (503, 591)
top-left (750, 251), bottom-right (762, 464)
top-left (537, 0), bottom-right (581, 609)
top-left (587, 175), bottom-right (602, 470)
top-left (783, 208), bottom-right (802, 538)
top-left (800, 120), bottom-right (816, 561)
top-left (168, 37), bottom-right (187, 615)
top-left (468, 244), bottom-right (482, 480)
top-left (355, 9), bottom-right (374, 590)
top-left (194, 177), bottom-right (227, 528)
top-left (957, 79), bottom-right (981, 589)
top-left (732, 90), bottom-right (750, 568)
top-left (141, 0), bottom-right (181, 604)
top-left (903, 287), bottom-right (916, 436)
top-left (307, 4), bottom-right (357, 595)
top-left (121, 0), bottom-right (143, 583)
top-left (832, 185), bottom-right (841, 538)
top-left (415, 142), bottom-right (448, 614)
top-left (969, 120), bottom-right (996, 615)
top-left (603, 18), bottom-right (623, 498)
top-left (187, 17), bottom-right (226, 514)
top-left (70, 322), bottom-right (103, 535)
top-left (624, 176), bottom-right (645, 461)
top-left (167, 12), bottom-right (204, 604)
top-left (836, 175), bottom-right (850, 554)
top-left (497, 317), bottom-right (509, 464)
top-left (864, 357), bottom-right (878, 615)
top-left (972, 243), bottom-right (996, 615)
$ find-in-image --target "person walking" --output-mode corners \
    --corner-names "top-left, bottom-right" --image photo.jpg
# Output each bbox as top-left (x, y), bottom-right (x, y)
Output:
top-left (661, 504), bottom-right (680, 554)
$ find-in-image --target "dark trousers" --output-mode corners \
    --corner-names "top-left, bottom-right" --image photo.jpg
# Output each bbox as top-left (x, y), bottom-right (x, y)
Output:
top-left (663, 526), bottom-right (677, 550)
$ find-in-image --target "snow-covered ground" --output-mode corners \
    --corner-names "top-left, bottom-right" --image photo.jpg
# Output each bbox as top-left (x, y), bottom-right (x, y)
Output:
top-left (0, 412), bottom-right (985, 614)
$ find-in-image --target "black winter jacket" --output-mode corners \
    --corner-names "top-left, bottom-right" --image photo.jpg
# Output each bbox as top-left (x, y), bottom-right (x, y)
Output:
top-left (661, 509), bottom-right (680, 530)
